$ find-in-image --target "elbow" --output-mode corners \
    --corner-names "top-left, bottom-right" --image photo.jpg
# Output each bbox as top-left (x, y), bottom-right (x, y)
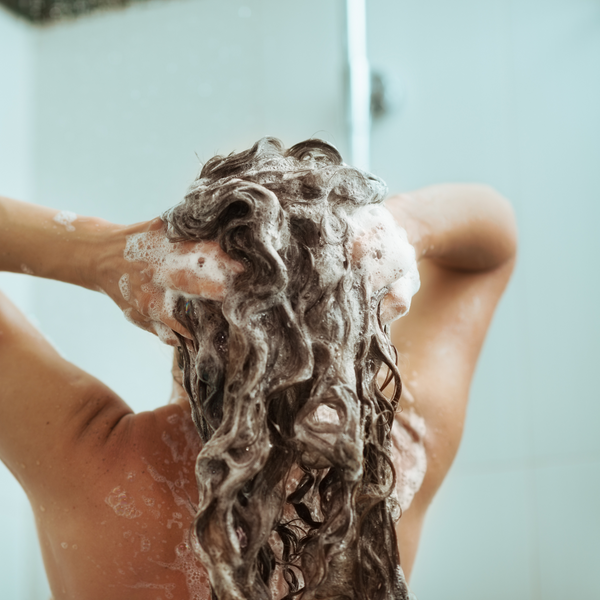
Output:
top-left (474, 184), bottom-right (518, 269)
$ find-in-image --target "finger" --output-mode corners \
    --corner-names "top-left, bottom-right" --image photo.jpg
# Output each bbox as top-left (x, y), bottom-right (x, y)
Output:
top-left (169, 268), bottom-right (226, 302)
top-left (159, 312), bottom-right (194, 341)
top-left (122, 307), bottom-right (154, 332)
top-left (148, 320), bottom-right (180, 346)
top-left (179, 240), bottom-right (245, 274)
top-left (136, 290), bottom-right (194, 340)
top-left (145, 217), bottom-right (164, 232)
top-left (122, 306), bottom-right (188, 346)
top-left (380, 273), bottom-right (420, 324)
top-left (380, 291), bottom-right (409, 325)
top-left (169, 249), bottom-right (244, 300)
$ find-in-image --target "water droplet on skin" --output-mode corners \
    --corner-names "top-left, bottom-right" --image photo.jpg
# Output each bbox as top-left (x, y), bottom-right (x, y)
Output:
top-left (72, 545), bottom-right (78, 550)
top-left (61, 542), bottom-right (68, 549)
top-left (175, 542), bottom-right (190, 556)
top-left (40, 506), bottom-right (46, 512)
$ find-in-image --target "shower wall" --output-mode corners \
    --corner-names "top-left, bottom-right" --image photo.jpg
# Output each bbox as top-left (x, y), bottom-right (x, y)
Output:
top-left (30, 0), bottom-right (348, 415)
top-left (368, 0), bottom-right (600, 599)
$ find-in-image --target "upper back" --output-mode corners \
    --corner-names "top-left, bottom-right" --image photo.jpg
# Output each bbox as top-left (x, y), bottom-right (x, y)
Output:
top-left (30, 405), bottom-right (211, 600)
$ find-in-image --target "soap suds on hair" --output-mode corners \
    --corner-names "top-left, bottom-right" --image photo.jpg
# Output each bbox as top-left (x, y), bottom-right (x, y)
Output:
top-left (146, 137), bottom-right (419, 600)
top-left (53, 210), bottom-right (77, 232)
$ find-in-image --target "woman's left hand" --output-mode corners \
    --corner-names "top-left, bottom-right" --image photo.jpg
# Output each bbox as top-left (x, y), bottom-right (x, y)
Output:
top-left (349, 204), bottom-right (421, 325)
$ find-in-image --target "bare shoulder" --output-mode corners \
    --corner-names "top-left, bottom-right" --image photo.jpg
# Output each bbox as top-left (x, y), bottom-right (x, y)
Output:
top-left (391, 254), bottom-right (515, 576)
top-left (385, 183), bottom-right (518, 508)
top-left (34, 403), bottom-right (206, 600)
top-left (395, 257), bottom-right (515, 496)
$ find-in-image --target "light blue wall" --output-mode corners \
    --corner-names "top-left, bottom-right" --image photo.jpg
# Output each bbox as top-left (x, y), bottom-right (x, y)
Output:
top-left (368, 0), bottom-right (600, 598)
top-left (1, 0), bottom-right (599, 598)
top-left (31, 0), bottom-right (347, 413)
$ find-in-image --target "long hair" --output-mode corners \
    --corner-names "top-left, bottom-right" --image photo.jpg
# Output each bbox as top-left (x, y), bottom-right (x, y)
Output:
top-left (164, 138), bottom-right (412, 600)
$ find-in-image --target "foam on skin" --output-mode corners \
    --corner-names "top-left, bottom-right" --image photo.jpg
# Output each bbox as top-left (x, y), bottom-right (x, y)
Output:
top-left (105, 486), bottom-right (143, 519)
top-left (118, 273), bottom-right (131, 302)
top-left (133, 420), bottom-right (209, 600)
top-left (151, 321), bottom-right (180, 346)
top-left (124, 230), bottom-right (232, 301)
top-left (150, 533), bottom-right (211, 600)
top-left (123, 306), bottom-right (180, 346)
top-left (122, 229), bottom-right (239, 343)
top-left (53, 210), bottom-right (78, 232)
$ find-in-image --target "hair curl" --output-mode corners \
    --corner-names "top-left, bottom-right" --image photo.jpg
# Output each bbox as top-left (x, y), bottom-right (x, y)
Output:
top-left (164, 138), bottom-right (412, 600)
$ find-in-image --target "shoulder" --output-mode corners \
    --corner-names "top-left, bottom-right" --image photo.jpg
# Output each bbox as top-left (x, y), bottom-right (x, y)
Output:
top-left (389, 256), bottom-right (515, 575)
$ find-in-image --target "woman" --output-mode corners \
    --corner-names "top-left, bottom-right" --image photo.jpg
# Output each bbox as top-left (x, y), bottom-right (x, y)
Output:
top-left (0, 138), bottom-right (516, 600)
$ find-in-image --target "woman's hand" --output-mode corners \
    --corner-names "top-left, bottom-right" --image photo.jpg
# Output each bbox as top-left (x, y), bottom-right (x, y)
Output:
top-left (94, 217), bottom-right (244, 345)
top-left (349, 204), bottom-right (421, 325)
top-left (0, 196), bottom-right (243, 346)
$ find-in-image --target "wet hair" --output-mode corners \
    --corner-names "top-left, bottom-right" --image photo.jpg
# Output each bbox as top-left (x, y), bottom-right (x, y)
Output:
top-left (165, 138), bottom-right (411, 600)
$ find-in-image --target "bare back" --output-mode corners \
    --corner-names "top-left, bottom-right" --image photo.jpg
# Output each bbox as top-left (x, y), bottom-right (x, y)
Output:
top-left (0, 183), bottom-right (517, 598)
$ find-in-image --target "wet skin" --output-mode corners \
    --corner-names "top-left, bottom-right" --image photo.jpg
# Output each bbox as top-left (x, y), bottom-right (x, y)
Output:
top-left (0, 183), bottom-right (517, 598)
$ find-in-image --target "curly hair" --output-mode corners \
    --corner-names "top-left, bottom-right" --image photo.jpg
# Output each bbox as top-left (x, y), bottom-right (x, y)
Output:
top-left (164, 138), bottom-right (412, 600)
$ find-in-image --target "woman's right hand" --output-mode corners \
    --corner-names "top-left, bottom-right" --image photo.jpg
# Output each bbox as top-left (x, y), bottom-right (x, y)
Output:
top-left (93, 217), bottom-right (244, 345)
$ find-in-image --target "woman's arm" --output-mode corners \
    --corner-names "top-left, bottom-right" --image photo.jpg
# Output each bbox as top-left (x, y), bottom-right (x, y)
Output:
top-left (0, 195), bottom-right (239, 497)
top-left (386, 183), bottom-right (517, 271)
top-left (0, 196), bottom-right (101, 288)
top-left (0, 195), bottom-right (242, 340)
top-left (385, 184), bottom-right (517, 578)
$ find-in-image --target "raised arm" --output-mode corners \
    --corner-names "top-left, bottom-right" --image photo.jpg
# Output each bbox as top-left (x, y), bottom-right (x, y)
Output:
top-left (386, 183), bottom-right (517, 271)
top-left (384, 184), bottom-right (517, 577)
top-left (0, 196), bottom-right (241, 341)
top-left (0, 195), bottom-right (240, 496)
